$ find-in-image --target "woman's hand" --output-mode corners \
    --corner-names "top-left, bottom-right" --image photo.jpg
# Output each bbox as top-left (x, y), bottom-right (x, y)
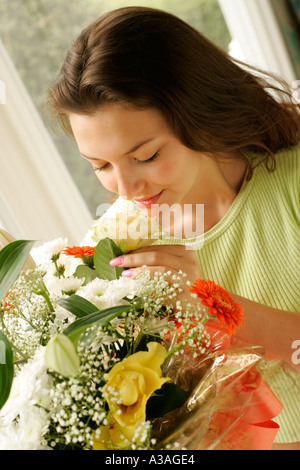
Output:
top-left (110, 244), bottom-right (204, 284)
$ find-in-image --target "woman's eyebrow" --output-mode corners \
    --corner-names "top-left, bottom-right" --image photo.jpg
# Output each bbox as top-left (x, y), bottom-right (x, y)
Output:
top-left (124, 138), bottom-right (154, 155)
top-left (80, 138), bottom-right (155, 161)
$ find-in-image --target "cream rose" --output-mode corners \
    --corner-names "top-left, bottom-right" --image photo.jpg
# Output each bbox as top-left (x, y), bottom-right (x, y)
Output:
top-left (91, 210), bottom-right (164, 253)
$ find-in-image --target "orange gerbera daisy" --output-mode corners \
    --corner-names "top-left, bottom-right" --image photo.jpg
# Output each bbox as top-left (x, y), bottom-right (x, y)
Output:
top-left (62, 246), bottom-right (95, 258)
top-left (189, 279), bottom-right (244, 335)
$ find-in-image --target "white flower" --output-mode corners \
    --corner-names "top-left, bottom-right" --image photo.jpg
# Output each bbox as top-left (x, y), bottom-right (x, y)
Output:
top-left (76, 278), bottom-right (111, 309)
top-left (90, 210), bottom-right (164, 253)
top-left (45, 276), bottom-right (84, 297)
top-left (31, 238), bottom-right (68, 268)
top-left (102, 277), bottom-right (140, 305)
top-left (0, 407), bottom-right (51, 450)
top-left (0, 347), bottom-right (52, 426)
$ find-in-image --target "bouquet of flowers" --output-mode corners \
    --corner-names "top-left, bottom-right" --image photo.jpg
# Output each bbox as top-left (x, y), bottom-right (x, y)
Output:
top-left (0, 214), bottom-right (282, 451)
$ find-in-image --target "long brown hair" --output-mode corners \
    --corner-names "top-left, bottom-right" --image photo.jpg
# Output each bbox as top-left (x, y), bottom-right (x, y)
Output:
top-left (47, 6), bottom-right (300, 177)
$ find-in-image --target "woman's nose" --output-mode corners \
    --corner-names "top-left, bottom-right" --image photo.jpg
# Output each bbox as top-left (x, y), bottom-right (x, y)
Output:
top-left (114, 166), bottom-right (144, 200)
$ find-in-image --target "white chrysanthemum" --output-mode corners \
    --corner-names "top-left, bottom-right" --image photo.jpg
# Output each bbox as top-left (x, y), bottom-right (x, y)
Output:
top-left (76, 278), bottom-right (111, 309)
top-left (76, 276), bottom-right (140, 310)
top-left (0, 407), bottom-right (51, 450)
top-left (101, 277), bottom-right (140, 305)
top-left (45, 276), bottom-right (84, 297)
top-left (31, 238), bottom-right (68, 268)
top-left (0, 347), bottom-right (52, 426)
top-left (59, 254), bottom-right (84, 277)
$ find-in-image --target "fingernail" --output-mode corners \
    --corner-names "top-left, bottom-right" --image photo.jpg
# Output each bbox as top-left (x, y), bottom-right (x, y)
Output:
top-left (122, 269), bottom-right (134, 278)
top-left (110, 256), bottom-right (124, 266)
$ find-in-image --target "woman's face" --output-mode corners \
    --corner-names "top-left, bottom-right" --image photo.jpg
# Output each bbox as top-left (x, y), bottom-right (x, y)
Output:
top-left (69, 103), bottom-right (204, 211)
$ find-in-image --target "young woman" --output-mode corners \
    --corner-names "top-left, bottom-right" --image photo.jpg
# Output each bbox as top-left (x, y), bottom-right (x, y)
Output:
top-left (47, 7), bottom-right (300, 449)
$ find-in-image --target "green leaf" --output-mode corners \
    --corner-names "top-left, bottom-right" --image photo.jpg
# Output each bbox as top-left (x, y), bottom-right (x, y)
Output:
top-left (93, 238), bottom-right (124, 280)
top-left (63, 304), bottom-right (135, 347)
top-left (0, 240), bottom-right (35, 301)
top-left (146, 382), bottom-right (190, 420)
top-left (0, 331), bottom-right (14, 410)
top-left (73, 264), bottom-right (98, 285)
top-left (58, 294), bottom-right (100, 318)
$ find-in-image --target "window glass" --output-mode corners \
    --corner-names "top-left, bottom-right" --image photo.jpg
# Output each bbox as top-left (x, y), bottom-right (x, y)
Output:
top-left (0, 0), bottom-right (231, 217)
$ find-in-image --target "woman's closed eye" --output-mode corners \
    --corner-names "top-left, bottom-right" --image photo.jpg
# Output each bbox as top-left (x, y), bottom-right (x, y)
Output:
top-left (93, 151), bottom-right (159, 173)
top-left (138, 151), bottom-right (160, 164)
top-left (93, 163), bottom-right (109, 173)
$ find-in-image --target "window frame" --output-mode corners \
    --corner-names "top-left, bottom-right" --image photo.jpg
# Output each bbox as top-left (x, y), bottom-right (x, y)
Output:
top-left (218, 0), bottom-right (297, 83)
top-left (0, 39), bottom-right (92, 244)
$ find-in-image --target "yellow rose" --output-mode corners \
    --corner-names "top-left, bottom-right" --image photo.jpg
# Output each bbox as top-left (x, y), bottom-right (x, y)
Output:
top-left (91, 210), bottom-right (164, 253)
top-left (95, 342), bottom-right (169, 449)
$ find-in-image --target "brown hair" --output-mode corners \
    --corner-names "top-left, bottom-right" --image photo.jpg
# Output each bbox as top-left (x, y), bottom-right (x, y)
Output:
top-left (47, 6), bottom-right (300, 177)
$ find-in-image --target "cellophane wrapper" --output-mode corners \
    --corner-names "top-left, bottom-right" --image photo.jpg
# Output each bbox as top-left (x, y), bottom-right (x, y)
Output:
top-left (152, 323), bottom-right (283, 450)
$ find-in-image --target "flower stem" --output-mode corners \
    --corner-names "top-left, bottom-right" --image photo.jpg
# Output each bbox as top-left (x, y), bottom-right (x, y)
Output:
top-left (34, 280), bottom-right (55, 312)
top-left (53, 259), bottom-right (64, 278)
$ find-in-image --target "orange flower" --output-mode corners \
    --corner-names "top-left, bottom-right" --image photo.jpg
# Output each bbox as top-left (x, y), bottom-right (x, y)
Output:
top-left (189, 279), bottom-right (244, 335)
top-left (62, 246), bottom-right (95, 258)
top-left (1, 292), bottom-right (17, 313)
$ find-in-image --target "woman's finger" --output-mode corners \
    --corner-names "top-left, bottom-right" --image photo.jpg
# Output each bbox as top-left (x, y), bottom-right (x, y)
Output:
top-left (110, 251), bottom-right (182, 270)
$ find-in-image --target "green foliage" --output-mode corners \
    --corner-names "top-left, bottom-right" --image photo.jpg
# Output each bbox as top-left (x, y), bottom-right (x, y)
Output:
top-left (93, 238), bottom-right (124, 281)
top-left (0, 239), bottom-right (35, 410)
top-left (63, 303), bottom-right (136, 347)
top-left (0, 239), bottom-right (35, 301)
top-left (0, 331), bottom-right (14, 410)
top-left (58, 294), bottom-right (100, 319)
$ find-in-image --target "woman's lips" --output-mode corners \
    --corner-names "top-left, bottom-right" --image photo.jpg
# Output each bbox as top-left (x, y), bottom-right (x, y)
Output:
top-left (132, 190), bottom-right (163, 208)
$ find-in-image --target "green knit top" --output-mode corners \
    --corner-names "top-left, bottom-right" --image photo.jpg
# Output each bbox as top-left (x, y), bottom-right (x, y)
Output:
top-left (156, 144), bottom-right (300, 443)
top-left (152, 145), bottom-right (300, 312)
top-left (155, 144), bottom-right (300, 443)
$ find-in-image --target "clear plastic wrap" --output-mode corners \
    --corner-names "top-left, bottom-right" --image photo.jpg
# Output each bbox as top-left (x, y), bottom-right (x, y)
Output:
top-left (152, 322), bottom-right (283, 450)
